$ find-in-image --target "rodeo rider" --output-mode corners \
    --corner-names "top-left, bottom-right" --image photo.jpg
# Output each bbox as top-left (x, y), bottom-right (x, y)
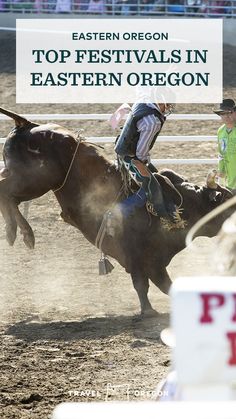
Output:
top-left (113, 101), bottom-right (177, 221)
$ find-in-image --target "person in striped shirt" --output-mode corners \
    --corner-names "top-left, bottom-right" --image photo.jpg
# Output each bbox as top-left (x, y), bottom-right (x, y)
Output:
top-left (114, 102), bottom-right (175, 220)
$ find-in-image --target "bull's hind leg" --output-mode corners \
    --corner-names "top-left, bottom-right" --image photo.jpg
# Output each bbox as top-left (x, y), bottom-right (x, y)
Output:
top-left (11, 203), bottom-right (35, 249)
top-left (0, 200), bottom-right (17, 246)
top-left (0, 180), bottom-right (17, 245)
top-left (131, 270), bottom-right (158, 316)
top-left (149, 267), bottom-right (172, 295)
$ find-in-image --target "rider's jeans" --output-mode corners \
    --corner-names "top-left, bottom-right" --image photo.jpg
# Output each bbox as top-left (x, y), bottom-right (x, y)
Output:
top-left (122, 156), bottom-right (169, 217)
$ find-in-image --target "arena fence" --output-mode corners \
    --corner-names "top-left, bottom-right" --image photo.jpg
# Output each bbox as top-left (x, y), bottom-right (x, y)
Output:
top-left (0, 113), bottom-right (220, 121)
top-left (0, 113), bottom-right (219, 165)
top-left (0, 0), bottom-right (235, 18)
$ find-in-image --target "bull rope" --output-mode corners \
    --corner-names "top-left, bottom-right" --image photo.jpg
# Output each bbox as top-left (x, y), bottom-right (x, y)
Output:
top-left (95, 157), bottom-right (133, 252)
top-left (53, 133), bottom-right (82, 193)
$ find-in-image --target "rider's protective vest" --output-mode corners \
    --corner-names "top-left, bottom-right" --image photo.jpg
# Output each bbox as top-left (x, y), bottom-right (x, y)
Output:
top-left (114, 103), bottom-right (165, 157)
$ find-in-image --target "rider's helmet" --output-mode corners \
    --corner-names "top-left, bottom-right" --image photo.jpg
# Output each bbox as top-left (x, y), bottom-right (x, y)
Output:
top-left (156, 88), bottom-right (176, 117)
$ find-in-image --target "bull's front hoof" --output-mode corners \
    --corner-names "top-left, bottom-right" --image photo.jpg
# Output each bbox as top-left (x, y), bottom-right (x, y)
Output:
top-left (5, 225), bottom-right (17, 246)
top-left (23, 231), bottom-right (35, 249)
top-left (141, 308), bottom-right (159, 318)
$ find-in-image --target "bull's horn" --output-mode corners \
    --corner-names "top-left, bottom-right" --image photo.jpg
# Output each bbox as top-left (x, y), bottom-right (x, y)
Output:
top-left (0, 107), bottom-right (31, 127)
top-left (206, 169), bottom-right (218, 189)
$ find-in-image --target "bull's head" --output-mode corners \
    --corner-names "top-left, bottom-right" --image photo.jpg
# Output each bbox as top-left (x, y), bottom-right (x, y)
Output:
top-left (177, 169), bottom-right (233, 237)
top-left (0, 107), bottom-right (78, 249)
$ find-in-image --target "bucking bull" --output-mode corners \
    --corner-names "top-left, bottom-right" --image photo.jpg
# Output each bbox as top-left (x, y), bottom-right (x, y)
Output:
top-left (0, 107), bottom-right (233, 316)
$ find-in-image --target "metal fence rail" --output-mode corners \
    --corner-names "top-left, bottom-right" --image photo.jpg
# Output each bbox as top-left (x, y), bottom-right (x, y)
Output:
top-left (0, 158), bottom-right (217, 165)
top-left (0, 112), bottom-right (218, 165)
top-left (0, 135), bottom-right (218, 143)
top-left (0, 113), bottom-right (221, 121)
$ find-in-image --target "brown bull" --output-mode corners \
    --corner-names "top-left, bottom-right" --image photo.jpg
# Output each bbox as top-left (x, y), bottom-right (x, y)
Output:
top-left (0, 107), bottom-right (233, 316)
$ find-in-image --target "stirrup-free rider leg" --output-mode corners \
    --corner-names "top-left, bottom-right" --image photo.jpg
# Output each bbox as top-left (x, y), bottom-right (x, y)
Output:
top-left (123, 156), bottom-right (169, 218)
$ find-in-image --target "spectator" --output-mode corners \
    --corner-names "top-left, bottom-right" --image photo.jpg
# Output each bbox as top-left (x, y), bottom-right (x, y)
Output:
top-left (187, 0), bottom-right (202, 14)
top-left (47, 0), bottom-right (57, 12)
top-left (167, 0), bottom-right (185, 14)
top-left (87, 0), bottom-right (105, 13)
top-left (151, 0), bottom-right (165, 13)
top-left (73, 0), bottom-right (81, 11)
top-left (0, 0), bottom-right (5, 11)
top-left (55, 0), bottom-right (71, 12)
top-left (34, 0), bottom-right (45, 12)
top-left (79, 0), bottom-right (89, 10)
top-left (202, 0), bottom-right (232, 15)
top-left (209, 0), bottom-right (225, 14)
top-left (139, 0), bottom-right (155, 14)
top-left (213, 99), bottom-right (236, 190)
top-left (115, 0), bottom-right (137, 15)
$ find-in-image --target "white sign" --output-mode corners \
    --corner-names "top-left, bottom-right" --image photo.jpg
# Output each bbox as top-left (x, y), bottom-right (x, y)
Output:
top-left (52, 401), bottom-right (236, 419)
top-left (16, 19), bottom-right (222, 103)
top-left (171, 277), bottom-right (236, 386)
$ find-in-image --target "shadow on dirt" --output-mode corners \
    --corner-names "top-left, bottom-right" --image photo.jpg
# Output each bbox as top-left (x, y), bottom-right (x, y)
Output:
top-left (6, 313), bottom-right (169, 342)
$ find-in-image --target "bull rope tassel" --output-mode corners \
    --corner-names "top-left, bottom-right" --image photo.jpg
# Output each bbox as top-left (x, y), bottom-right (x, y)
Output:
top-left (95, 184), bottom-right (126, 276)
top-left (95, 211), bottom-right (114, 276)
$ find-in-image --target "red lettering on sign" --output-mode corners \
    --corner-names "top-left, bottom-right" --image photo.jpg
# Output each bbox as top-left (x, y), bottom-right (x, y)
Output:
top-left (199, 293), bottom-right (225, 323)
top-left (226, 332), bottom-right (236, 365)
top-left (232, 294), bottom-right (236, 322)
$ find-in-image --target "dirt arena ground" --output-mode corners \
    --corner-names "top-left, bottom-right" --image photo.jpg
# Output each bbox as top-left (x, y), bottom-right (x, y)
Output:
top-left (0, 30), bottom-right (235, 418)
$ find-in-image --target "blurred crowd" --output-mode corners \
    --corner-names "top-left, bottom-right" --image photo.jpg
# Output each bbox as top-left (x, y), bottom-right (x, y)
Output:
top-left (0, 0), bottom-right (234, 15)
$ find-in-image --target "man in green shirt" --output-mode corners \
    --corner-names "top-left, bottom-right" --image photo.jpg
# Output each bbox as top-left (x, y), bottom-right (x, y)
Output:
top-left (213, 99), bottom-right (236, 190)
